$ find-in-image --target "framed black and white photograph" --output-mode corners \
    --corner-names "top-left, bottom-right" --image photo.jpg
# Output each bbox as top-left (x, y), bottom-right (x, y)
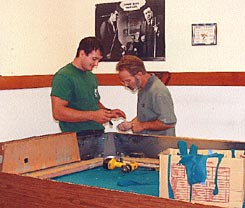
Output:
top-left (192, 23), bottom-right (217, 46)
top-left (95, 0), bottom-right (165, 61)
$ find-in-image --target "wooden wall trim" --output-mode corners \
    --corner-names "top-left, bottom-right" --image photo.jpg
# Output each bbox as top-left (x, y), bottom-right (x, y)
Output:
top-left (0, 75), bottom-right (53, 90)
top-left (1, 72), bottom-right (245, 90)
top-left (168, 72), bottom-right (245, 86)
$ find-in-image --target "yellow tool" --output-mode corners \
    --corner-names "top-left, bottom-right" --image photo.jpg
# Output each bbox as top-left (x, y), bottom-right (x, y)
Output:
top-left (103, 156), bottom-right (138, 173)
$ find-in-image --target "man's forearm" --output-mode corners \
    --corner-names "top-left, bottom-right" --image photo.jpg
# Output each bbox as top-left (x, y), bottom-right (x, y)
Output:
top-left (141, 120), bottom-right (174, 131)
top-left (53, 105), bottom-right (95, 123)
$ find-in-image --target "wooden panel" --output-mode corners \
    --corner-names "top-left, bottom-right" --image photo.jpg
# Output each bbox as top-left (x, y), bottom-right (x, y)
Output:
top-left (0, 171), bottom-right (221, 208)
top-left (22, 158), bottom-right (103, 179)
top-left (1, 72), bottom-right (245, 90)
top-left (0, 132), bottom-right (80, 174)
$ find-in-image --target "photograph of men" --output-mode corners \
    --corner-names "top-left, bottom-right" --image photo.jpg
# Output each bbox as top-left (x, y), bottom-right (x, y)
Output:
top-left (99, 9), bottom-right (125, 61)
top-left (140, 5), bottom-right (164, 58)
top-left (95, 0), bottom-right (165, 61)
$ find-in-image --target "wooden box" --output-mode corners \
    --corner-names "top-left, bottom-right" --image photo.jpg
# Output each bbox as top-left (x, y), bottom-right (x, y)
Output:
top-left (160, 149), bottom-right (245, 208)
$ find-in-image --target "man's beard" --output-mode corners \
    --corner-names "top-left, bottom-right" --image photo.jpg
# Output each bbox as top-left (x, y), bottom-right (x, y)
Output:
top-left (129, 76), bottom-right (141, 92)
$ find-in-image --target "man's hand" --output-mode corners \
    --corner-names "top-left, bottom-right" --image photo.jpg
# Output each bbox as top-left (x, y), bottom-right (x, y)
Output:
top-left (92, 109), bottom-right (114, 124)
top-left (110, 109), bottom-right (126, 119)
top-left (117, 121), bottom-right (132, 131)
top-left (131, 118), bottom-right (144, 133)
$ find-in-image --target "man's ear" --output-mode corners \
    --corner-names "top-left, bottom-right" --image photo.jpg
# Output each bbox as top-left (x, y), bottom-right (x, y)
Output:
top-left (135, 71), bottom-right (143, 78)
top-left (79, 50), bottom-right (85, 57)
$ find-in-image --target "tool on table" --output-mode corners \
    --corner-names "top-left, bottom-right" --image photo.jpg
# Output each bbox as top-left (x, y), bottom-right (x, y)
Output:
top-left (103, 156), bottom-right (138, 173)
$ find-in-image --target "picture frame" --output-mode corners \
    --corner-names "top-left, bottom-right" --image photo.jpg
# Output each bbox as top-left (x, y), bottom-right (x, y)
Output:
top-left (192, 23), bottom-right (217, 46)
top-left (95, 0), bottom-right (165, 62)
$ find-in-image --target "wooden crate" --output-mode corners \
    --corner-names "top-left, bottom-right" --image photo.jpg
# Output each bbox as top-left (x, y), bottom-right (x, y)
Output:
top-left (160, 149), bottom-right (245, 208)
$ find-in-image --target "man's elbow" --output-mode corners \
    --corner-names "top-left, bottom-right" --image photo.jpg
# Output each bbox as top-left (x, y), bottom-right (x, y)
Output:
top-left (52, 109), bottom-right (61, 121)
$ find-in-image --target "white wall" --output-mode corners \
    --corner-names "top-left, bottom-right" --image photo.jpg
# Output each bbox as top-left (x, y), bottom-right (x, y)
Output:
top-left (0, 1), bottom-right (245, 143)
top-left (0, 88), bottom-right (60, 141)
top-left (171, 86), bottom-right (245, 141)
top-left (0, 0), bottom-right (245, 75)
top-left (165, 0), bottom-right (245, 72)
top-left (1, 86), bottom-right (245, 142)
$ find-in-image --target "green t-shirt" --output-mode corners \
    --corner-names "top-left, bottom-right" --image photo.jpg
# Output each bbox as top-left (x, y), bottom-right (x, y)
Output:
top-left (51, 63), bottom-right (104, 132)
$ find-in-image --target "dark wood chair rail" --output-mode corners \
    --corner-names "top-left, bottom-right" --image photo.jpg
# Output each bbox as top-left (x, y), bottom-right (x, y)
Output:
top-left (1, 72), bottom-right (245, 90)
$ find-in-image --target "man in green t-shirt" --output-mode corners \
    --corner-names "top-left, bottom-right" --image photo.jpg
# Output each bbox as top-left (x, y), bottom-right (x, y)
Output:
top-left (51, 37), bottom-right (126, 136)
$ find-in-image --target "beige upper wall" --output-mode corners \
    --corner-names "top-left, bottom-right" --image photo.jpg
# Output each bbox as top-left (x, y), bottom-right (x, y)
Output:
top-left (0, 0), bottom-right (244, 75)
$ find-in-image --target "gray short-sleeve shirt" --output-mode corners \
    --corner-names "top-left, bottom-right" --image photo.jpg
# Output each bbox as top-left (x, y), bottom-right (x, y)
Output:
top-left (137, 75), bottom-right (177, 136)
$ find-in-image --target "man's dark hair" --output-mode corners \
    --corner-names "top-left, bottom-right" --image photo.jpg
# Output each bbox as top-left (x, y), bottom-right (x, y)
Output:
top-left (76, 37), bottom-right (104, 57)
top-left (141, 4), bottom-right (152, 13)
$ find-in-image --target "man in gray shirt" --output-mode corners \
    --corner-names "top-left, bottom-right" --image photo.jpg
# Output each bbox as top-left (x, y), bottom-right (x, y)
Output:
top-left (116, 55), bottom-right (177, 136)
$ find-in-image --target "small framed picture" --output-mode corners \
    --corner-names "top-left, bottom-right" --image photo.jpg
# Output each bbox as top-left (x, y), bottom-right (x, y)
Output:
top-left (192, 23), bottom-right (217, 46)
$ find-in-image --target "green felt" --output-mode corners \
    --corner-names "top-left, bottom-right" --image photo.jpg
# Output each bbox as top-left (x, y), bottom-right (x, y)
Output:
top-left (52, 167), bottom-right (159, 196)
